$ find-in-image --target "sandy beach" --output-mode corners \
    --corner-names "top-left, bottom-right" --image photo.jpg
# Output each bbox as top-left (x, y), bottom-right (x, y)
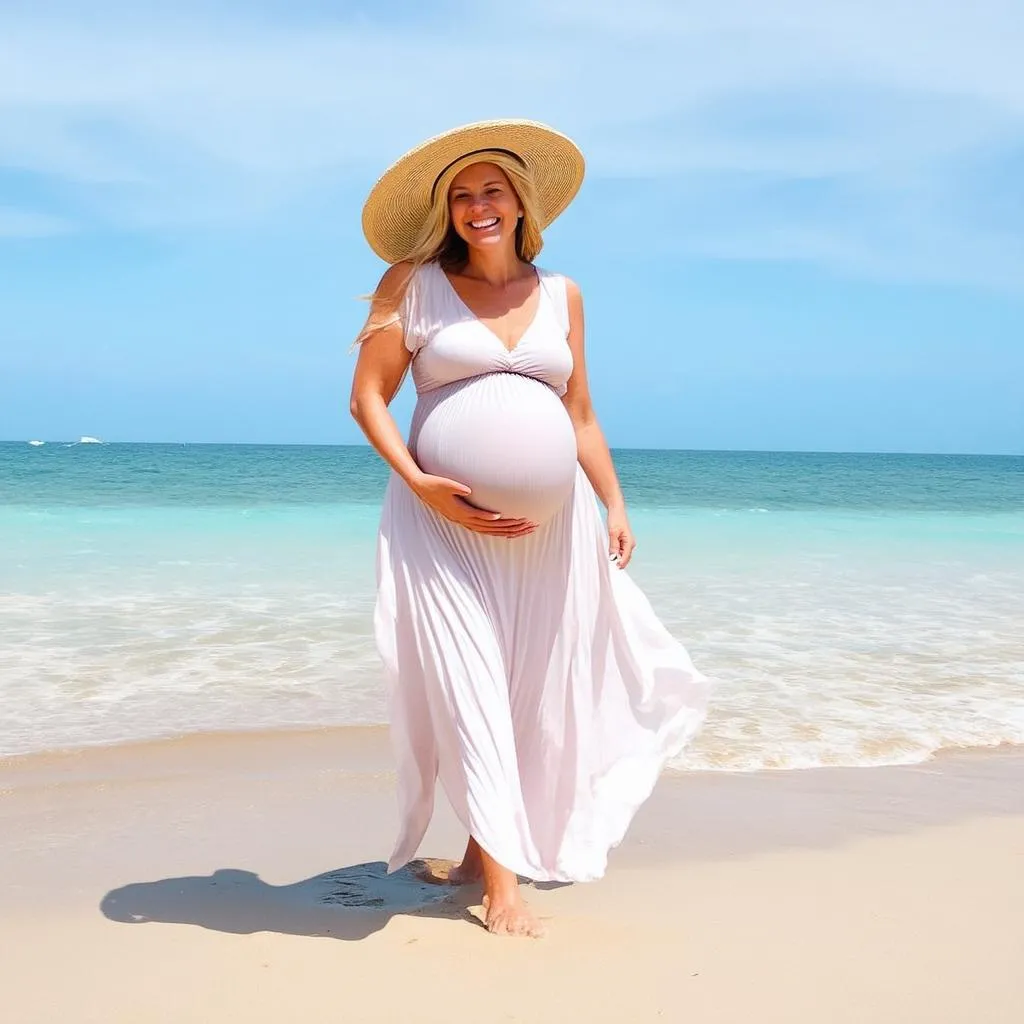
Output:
top-left (2, 728), bottom-right (1022, 1023)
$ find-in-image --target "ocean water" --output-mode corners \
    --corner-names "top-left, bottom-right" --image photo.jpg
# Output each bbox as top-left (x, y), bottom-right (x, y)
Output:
top-left (2, 441), bottom-right (1022, 771)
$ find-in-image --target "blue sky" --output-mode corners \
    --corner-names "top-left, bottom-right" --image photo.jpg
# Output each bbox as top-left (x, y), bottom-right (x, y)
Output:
top-left (1, 0), bottom-right (1022, 453)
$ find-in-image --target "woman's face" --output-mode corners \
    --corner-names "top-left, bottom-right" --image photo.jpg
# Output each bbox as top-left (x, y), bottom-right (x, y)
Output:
top-left (447, 162), bottom-right (522, 253)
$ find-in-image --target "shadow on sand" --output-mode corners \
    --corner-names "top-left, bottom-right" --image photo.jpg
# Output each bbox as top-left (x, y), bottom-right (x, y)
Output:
top-left (100, 861), bottom-right (569, 941)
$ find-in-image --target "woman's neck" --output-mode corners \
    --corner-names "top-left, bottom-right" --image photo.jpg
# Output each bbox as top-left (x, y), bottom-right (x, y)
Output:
top-left (458, 245), bottom-right (530, 288)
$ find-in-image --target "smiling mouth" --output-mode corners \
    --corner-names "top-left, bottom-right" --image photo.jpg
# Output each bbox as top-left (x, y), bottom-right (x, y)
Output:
top-left (468, 217), bottom-right (500, 230)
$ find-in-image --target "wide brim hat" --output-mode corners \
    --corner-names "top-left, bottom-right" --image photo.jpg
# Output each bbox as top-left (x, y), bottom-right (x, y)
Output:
top-left (361, 118), bottom-right (585, 265)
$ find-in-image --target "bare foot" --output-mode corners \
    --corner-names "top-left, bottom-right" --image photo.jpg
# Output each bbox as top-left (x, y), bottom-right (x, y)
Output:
top-left (408, 858), bottom-right (458, 885)
top-left (478, 892), bottom-right (546, 938)
top-left (448, 836), bottom-right (484, 885)
top-left (409, 837), bottom-right (485, 887)
top-left (473, 843), bottom-right (546, 938)
top-left (417, 837), bottom-right (547, 936)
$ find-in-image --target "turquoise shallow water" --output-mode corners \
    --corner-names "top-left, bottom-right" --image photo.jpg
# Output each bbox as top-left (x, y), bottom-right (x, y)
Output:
top-left (2, 442), bottom-right (1022, 767)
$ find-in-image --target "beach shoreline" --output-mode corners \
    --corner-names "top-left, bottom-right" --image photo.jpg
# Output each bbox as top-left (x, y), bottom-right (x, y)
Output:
top-left (6, 718), bottom-right (1024, 777)
top-left (2, 728), bottom-right (1023, 1021)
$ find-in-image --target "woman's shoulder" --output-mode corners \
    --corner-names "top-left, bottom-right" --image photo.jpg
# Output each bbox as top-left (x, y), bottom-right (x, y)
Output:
top-left (377, 259), bottom-right (425, 289)
top-left (372, 260), bottom-right (411, 301)
top-left (374, 260), bottom-right (443, 309)
top-left (536, 264), bottom-right (576, 284)
top-left (536, 265), bottom-right (581, 299)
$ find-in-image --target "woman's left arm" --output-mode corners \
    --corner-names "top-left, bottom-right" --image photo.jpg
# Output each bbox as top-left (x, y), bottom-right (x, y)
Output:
top-left (561, 277), bottom-right (636, 569)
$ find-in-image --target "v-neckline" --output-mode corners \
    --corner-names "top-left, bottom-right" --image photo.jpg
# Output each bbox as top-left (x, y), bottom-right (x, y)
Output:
top-left (439, 263), bottom-right (544, 355)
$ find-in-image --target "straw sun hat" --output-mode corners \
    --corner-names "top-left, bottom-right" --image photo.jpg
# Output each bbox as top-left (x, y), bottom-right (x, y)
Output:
top-left (361, 118), bottom-right (585, 265)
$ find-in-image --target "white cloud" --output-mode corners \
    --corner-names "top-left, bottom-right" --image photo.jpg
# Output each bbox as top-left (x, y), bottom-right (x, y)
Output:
top-left (0, 1), bottom-right (1022, 288)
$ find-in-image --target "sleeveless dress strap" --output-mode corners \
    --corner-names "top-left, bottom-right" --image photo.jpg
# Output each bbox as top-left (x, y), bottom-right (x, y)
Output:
top-left (399, 263), bottom-right (430, 354)
top-left (539, 269), bottom-right (570, 338)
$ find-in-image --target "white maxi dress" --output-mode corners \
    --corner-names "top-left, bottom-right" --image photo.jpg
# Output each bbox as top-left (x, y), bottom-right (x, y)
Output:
top-left (375, 261), bottom-right (710, 883)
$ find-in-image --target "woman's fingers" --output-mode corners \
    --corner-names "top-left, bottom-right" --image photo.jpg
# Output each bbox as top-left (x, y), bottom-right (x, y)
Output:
top-left (414, 476), bottom-right (535, 536)
top-left (467, 513), bottom-right (530, 527)
top-left (619, 537), bottom-right (636, 568)
top-left (499, 521), bottom-right (537, 537)
top-left (609, 527), bottom-right (636, 568)
top-left (464, 518), bottom-right (536, 535)
top-left (451, 494), bottom-right (486, 512)
top-left (463, 507), bottom-right (533, 527)
top-left (451, 500), bottom-right (533, 532)
top-left (438, 476), bottom-right (473, 497)
top-left (454, 509), bottom-right (537, 536)
top-left (431, 486), bottom-right (537, 536)
top-left (462, 524), bottom-right (533, 537)
top-left (609, 529), bottom-right (623, 560)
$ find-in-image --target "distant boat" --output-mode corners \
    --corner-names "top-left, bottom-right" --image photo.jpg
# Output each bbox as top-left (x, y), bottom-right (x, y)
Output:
top-left (28, 440), bottom-right (45, 446)
top-left (79, 436), bottom-right (103, 444)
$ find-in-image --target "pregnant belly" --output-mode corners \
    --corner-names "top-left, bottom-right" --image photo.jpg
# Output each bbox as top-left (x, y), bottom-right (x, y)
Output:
top-left (413, 372), bottom-right (578, 524)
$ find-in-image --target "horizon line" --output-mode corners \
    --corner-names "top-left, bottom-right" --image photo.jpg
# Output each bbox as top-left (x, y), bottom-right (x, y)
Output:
top-left (2, 439), bottom-right (1021, 459)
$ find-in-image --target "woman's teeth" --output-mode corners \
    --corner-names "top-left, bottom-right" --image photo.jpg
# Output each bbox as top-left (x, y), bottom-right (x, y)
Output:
top-left (470, 217), bottom-right (499, 229)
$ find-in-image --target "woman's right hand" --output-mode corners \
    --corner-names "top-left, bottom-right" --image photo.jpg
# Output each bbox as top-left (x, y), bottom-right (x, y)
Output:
top-left (410, 473), bottom-right (537, 538)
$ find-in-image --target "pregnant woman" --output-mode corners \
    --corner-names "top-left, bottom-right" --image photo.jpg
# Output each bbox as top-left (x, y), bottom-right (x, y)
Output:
top-left (350, 119), bottom-right (710, 938)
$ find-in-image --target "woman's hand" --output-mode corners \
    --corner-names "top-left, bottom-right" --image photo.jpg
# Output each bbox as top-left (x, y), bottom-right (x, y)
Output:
top-left (607, 505), bottom-right (636, 569)
top-left (410, 473), bottom-right (537, 538)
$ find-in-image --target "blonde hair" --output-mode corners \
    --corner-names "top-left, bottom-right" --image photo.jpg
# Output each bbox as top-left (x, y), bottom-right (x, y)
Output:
top-left (353, 150), bottom-right (545, 348)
